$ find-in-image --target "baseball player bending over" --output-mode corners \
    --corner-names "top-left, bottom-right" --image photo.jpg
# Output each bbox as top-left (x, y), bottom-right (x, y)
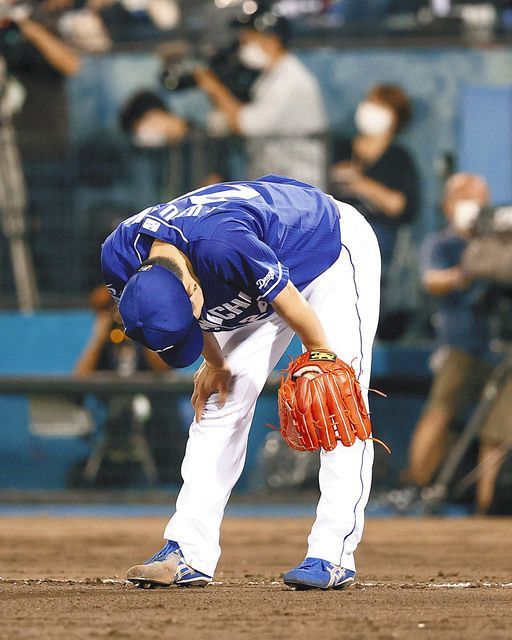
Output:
top-left (101, 174), bottom-right (381, 590)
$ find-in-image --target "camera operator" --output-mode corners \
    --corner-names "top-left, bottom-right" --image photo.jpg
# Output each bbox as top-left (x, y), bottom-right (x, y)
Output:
top-left (0, 2), bottom-right (81, 308)
top-left (386, 173), bottom-right (509, 513)
top-left (0, 3), bottom-right (81, 157)
top-left (0, 52), bottom-right (37, 311)
top-left (193, 11), bottom-right (328, 187)
top-left (74, 284), bottom-right (188, 486)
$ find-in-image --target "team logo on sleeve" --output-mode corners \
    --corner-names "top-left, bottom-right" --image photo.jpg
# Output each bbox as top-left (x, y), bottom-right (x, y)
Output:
top-left (256, 267), bottom-right (275, 290)
top-left (142, 218), bottom-right (161, 232)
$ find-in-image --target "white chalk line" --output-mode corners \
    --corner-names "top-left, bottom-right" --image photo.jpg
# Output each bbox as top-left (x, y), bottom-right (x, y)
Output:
top-left (1, 577), bottom-right (512, 589)
top-left (358, 581), bottom-right (512, 590)
top-left (0, 577), bottom-right (129, 585)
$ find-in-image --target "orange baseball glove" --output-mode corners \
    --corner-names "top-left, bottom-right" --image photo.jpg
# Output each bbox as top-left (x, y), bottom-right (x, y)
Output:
top-left (277, 350), bottom-right (389, 453)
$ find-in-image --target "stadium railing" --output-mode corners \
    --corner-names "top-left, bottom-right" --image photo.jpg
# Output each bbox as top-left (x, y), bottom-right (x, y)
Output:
top-left (0, 132), bottom-right (331, 308)
top-left (0, 367), bottom-right (430, 495)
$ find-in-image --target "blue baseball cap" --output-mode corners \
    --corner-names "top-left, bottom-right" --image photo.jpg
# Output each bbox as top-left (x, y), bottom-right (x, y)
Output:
top-left (118, 263), bottom-right (203, 368)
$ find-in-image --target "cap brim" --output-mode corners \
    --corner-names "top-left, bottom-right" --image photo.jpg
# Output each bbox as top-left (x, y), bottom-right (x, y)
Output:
top-left (157, 319), bottom-right (203, 369)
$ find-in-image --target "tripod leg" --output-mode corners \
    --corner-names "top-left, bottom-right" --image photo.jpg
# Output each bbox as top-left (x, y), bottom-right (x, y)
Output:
top-left (83, 433), bottom-right (109, 484)
top-left (8, 233), bottom-right (39, 312)
top-left (0, 121), bottom-right (39, 311)
top-left (425, 358), bottom-right (512, 506)
top-left (131, 417), bottom-right (159, 485)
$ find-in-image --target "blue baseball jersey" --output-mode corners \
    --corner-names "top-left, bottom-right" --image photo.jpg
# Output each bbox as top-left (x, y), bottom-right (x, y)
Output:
top-left (101, 175), bottom-right (342, 332)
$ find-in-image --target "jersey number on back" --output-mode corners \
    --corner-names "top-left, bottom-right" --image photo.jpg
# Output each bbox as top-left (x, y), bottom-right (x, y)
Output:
top-left (157, 185), bottom-right (260, 221)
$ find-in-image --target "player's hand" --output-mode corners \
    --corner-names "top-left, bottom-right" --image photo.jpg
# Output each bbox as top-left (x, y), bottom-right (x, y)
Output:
top-left (192, 360), bottom-right (232, 423)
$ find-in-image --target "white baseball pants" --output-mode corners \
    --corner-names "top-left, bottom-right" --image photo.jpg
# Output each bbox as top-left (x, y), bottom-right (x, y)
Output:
top-left (164, 201), bottom-right (381, 577)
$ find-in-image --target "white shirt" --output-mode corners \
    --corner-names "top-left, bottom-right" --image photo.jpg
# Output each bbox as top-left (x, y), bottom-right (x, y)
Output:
top-left (238, 53), bottom-right (328, 188)
top-left (239, 53), bottom-right (327, 136)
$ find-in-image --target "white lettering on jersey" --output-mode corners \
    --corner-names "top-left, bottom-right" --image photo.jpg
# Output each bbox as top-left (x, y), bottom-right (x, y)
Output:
top-left (239, 314), bottom-right (263, 325)
top-left (123, 208), bottom-right (152, 226)
top-left (198, 292), bottom-right (270, 331)
top-left (209, 306), bottom-right (236, 321)
top-left (175, 205), bottom-right (203, 218)
top-left (199, 318), bottom-right (222, 330)
top-left (256, 267), bottom-right (275, 290)
top-left (188, 185), bottom-right (259, 206)
top-left (258, 262), bottom-right (283, 299)
top-left (153, 185), bottom-right (261, 222)
top-left (159, 203), bottom-right (179, 220)
top-left (223, 296), bottom-right (251, 315)
top-left (126, 185), bottom-right (260, 243)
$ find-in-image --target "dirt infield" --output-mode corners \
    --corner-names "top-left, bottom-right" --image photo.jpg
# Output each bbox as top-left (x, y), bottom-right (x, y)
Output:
top-left (1, 515), bottom-right (512, 639)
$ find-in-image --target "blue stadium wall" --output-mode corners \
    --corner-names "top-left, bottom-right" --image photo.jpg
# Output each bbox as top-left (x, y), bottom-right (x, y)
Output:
top-left (0, 312), bottom-right (429, 491)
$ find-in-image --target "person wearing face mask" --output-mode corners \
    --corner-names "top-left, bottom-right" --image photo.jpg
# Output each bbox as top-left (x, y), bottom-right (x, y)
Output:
top-left (386, 173), bottom-right (510, 514)
top-left (119, 90), bottom-right (229, 187)
top-left (120, 91), bottom-right (189, 148)
top-left (193, 12), bottom-right (328, 187)
top-left (331, 85), bottom-right (419, 274)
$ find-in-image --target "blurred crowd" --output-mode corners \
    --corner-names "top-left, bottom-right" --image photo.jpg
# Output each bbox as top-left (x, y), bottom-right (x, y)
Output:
top-left (1, 0), bottom-right (512, 512)
top-left (0, 2), bottom-right (423, 337)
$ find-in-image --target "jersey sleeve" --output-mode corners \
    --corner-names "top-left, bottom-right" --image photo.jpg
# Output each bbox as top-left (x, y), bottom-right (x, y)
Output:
top-left (195, 230), bottom-right (289, 302)
top-left (100, 232), bottom-right (137, 304)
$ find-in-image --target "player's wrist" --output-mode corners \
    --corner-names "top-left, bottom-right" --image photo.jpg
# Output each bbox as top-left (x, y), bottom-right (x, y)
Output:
top-left (204, 359), bottom-right (228, 371)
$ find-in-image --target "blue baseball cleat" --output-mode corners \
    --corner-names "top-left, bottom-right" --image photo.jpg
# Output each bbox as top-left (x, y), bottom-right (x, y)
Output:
top-left (283, 557), bottom-right (356, 590)
top-left (126, 540), bottom-right (212, 588)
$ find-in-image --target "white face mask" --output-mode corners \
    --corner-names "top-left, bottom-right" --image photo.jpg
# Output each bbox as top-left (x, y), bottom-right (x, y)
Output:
top-left (355, 101), bottom-right (395, 137)
top-left (452, 199), bottom-right (481, 234)
top-left (0, 78), bottom-right (26, 118)
top-left (58, 9), bottom-right (112, 54)
top-left (239, 43), bottom-right (271, 70)
top-left (134, 125), bottom-right (168, 148)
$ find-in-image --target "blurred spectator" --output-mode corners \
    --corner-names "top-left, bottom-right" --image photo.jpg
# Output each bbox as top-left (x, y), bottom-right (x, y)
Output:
top-left (119, 90), bottom-right (230, 185)
top-left (331, 84), bottom-right (419, 272)
top-left (74, 284), bottom-right (187, 486)
top-left (193, 11), bottom-right (328, 187)
top-left (120, 90), bottom-right (188, 147)
top-left (331, 84), bottom-right (420, 339)
top-left (388, 173), bottom-right (512, 514)
top-left (0, 5), bottom-right (81, 158)
top-left (0, 4), bottom-right (82, 309)
top-left (57, 2), bottom-right (112, 54)
top-left (91, 0), bottom-right (180, 45)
